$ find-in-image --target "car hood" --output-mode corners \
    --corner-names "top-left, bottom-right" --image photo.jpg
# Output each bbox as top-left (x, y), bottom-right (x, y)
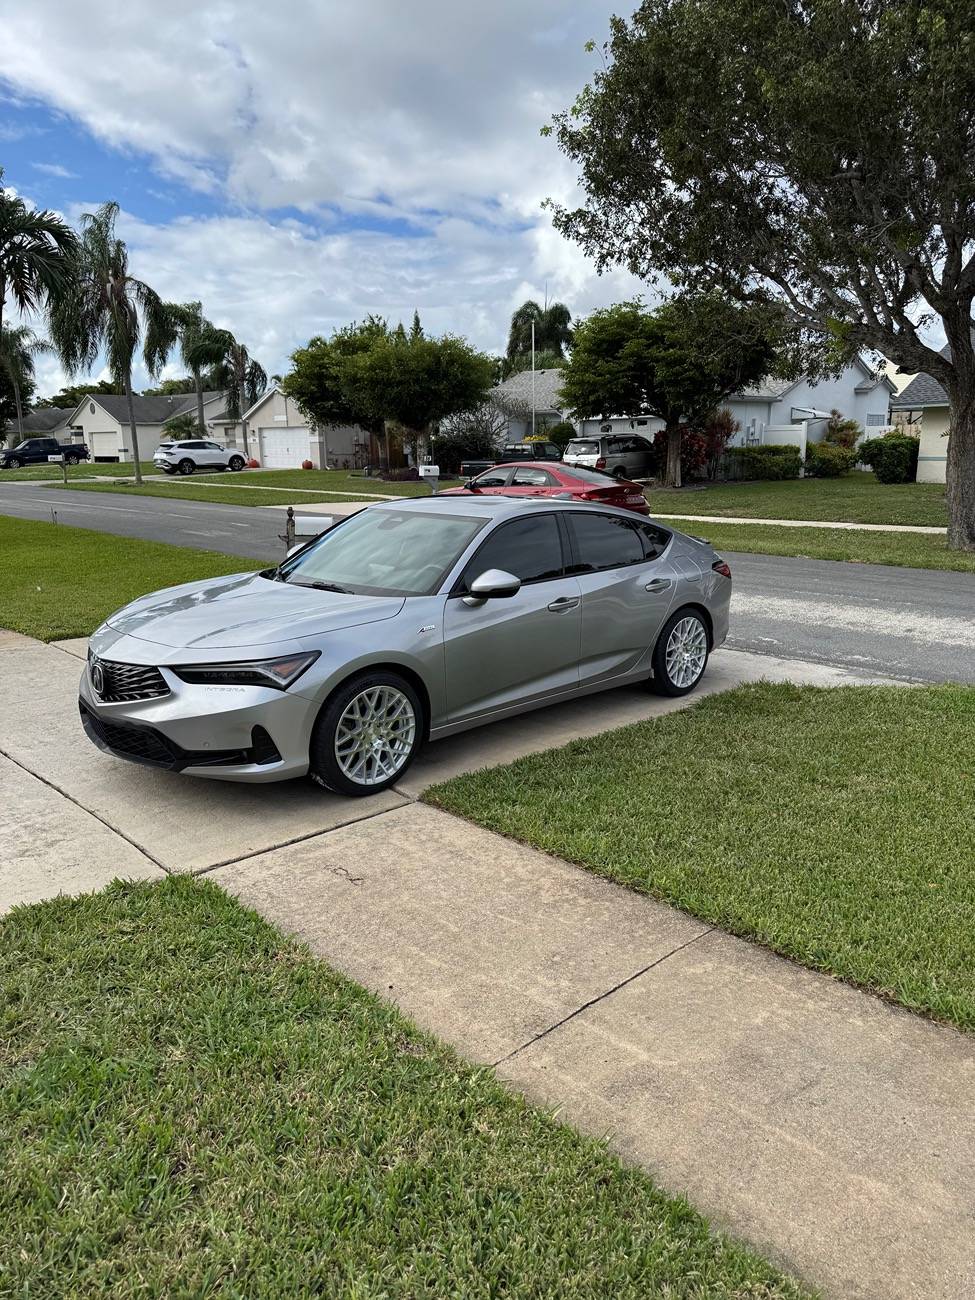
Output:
top-left (103, 571), bottom-right (405, 649)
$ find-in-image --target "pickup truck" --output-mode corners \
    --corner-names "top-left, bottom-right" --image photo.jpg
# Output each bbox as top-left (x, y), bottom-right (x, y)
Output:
top-left (0, 437), bottom-right (91, 469)
top-left (459, 440), bottom-right (563, 478)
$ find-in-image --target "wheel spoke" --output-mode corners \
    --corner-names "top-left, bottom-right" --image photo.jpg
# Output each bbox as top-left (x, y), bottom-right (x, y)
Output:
top-left (333, 685), bottom-right (417, 787)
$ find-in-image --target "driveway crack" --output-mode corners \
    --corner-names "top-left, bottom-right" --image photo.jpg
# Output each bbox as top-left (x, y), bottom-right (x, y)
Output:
top-left (492, 926), bottom-right (715, 1068)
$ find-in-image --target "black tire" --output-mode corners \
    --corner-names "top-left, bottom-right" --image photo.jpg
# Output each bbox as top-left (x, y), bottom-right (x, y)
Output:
top-left (177, 459), bottom-right (195, 476)
top-left (612, 465), bottom-right (627, 478)
top-left (64, 454), bottom-right (80, 466)
top-left (228, 455), bottom-right (246, 471)
top-left (650, 608), bottom-right (710, 697)
top-left (310, 670), bottom-right (424, 797)
top-left (7, 457), bottom-right (21, 469)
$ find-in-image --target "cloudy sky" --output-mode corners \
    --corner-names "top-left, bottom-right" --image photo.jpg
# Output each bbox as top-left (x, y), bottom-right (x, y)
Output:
top-left (0, 0), bottom-right (649, 398)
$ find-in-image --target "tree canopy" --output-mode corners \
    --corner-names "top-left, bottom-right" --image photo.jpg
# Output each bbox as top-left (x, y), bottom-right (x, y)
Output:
top-left (36, 380), bottom-right (120, 409)
top-left (546, 0), bottom-right (975, 544)
top-left (560, 295), bottom-right (781, 486)
top-left (0, 167), bottom-right (77, 338)
top-left (506, 300), bottom-right (573, 361)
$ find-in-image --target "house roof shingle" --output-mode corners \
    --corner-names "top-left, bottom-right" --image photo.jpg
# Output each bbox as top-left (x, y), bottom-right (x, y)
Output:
top-left (890, 345), bottom-right (951, 409)
top-left (82, 391), bottom-right (224, 424)
top-left (20, 406), bottom-right (76, 433)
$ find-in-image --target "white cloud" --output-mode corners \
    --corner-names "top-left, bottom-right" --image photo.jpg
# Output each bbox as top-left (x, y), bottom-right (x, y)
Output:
top-left (1, 0), bottom-right (653, 393)
top-left (32, 161), bottom-right (78, 179)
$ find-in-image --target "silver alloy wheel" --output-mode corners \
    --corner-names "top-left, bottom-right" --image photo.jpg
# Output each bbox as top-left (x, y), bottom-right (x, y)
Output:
top-left (334, 685), bottom-right (416, 787)
top-left (664, 615), bottom-right (708, 688)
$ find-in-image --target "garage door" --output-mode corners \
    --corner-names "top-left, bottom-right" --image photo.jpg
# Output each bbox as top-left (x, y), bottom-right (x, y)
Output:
top-left (259, 426), bottom-right (310, 469)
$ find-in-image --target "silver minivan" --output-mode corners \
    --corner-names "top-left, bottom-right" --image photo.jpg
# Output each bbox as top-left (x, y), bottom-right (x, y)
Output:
top-left (563, 433), bottom-right (656, 480)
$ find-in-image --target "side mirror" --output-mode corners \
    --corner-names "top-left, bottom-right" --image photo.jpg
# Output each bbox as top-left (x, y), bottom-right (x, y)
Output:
top-left (463, 568), bottom-right (522, 606)
top-left (465, 479), bottom-right (481, 492)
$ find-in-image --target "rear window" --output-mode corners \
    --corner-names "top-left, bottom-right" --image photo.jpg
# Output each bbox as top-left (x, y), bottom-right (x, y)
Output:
top-left (565, 440), bottom-right (600, 455)
top-left (558, 465), bottom-right (618, 486)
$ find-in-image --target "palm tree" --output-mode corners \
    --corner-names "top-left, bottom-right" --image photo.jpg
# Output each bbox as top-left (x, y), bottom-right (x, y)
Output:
top-left (208, 338), bottom-right (267, 458)
top-left (0, 323), bottom-right (52, 438)
top-left (167, 301), bottom-right (232, 433)
top-left (506, 299), bottom-right (574, 361)
top-left (50, 202), bottom-right (173, 485)
top-left (0, 166), bottom-right (77, 338)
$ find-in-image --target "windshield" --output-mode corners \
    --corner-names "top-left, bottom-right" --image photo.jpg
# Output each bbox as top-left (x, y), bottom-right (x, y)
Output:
top-left (275, 507), bottom-right (486, 596)
top-left (565, 440), bottom-right (599, 454)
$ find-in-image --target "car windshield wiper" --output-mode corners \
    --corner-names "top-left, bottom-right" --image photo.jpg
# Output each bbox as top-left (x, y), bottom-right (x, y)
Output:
top-left (288, 579), bottom-right (353, 593)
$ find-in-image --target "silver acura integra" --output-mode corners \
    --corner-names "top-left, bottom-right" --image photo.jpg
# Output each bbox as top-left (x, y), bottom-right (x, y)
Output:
top-left (80, 497), bottom-right (731, 796)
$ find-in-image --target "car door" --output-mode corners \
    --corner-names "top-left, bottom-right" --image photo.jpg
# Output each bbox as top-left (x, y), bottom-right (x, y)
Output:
top-left (469, 466), bottom-right (515, 495)
top-left (566, 512), bottom-right (677, 685)
top-left (443, 512), bottom-right (582, 723)
top-left (201, 440), bottom-right (227, 468)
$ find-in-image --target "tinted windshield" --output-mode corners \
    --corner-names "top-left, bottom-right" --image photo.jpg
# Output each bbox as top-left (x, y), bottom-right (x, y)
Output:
top-left (276, 507), bottom-right (486, 596)
top-left (559, 465), bottom-right (619, 485)
top-left (565, 440), bottom-right (599, 454)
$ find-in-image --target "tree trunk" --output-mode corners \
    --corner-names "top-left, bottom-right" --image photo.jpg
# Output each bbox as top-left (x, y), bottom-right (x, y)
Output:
top-left (13, 377), bottom-right (23, 437)
top-left (663, 421), bottom-right (682, 489)
top-left (194, 366), bottom-right (205, 434)
top-left (241, 419), bottom-right (250, 460)
top-left (946, 394), bottom-right (975, 551)
top-left (124, 371), bottom-right (143, 485)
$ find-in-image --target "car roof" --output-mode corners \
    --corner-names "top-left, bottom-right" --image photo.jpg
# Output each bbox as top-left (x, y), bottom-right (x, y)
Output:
top-left (368, 493), bottom-right (654, 525)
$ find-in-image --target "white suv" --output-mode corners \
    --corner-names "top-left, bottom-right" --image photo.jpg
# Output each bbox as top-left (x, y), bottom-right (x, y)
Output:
top-left (153, 439), bottom-right (247, 476)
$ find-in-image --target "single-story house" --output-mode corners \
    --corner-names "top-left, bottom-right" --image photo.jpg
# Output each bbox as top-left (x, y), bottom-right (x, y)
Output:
top-left (64, 391), bottom-right (226, 461)
top-left (212, 386), bottom-right (369, 470)
top-left (17, 406), bottom-right (80, 437)
top-left (889, 346), bottom-right (953, 484)
top-left (493, 359), bottom-right (895, 452)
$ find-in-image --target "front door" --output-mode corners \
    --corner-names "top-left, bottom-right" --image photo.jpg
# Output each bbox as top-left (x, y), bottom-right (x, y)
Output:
top-left (443, 512), bottom-right (581, 723)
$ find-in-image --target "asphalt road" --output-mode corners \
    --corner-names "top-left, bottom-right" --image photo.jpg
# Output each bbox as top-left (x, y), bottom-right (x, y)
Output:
top-left (2, 481), bottom-right (973, 684)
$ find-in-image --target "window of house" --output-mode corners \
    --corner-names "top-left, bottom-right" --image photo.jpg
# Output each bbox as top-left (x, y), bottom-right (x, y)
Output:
top-left (865, 413), bottom-right (887, 426)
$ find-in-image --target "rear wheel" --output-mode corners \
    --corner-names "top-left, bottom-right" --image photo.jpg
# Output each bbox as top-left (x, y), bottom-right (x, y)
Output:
top-left (650, 609), bottom-right (710, 696)
top-left (612, 465), bottom-right (627, 478)
top-left (177, 459), bottom-right (195, 476)
top-left (228, 455), bottom-right (246, 471)
top-left (310, 671), bottom-right (423, 796)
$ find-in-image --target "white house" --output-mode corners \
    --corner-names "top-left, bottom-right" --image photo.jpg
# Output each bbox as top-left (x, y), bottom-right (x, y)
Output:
top-left (494, 359), bottom-right (895, 453)
top-left (65, 391), bottom-right (226, 461)
top-left (889, 346), bottom-right (952, 484)
top-left (212, 386), bottom-right (368, 469)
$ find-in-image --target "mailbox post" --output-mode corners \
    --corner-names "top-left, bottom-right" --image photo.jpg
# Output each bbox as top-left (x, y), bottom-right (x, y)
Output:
top-left (418, 463), bottom-right (440, 495)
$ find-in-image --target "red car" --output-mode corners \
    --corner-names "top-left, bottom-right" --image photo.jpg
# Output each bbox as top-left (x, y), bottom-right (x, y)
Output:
top-left (442, 461), bottom-right (650, 514)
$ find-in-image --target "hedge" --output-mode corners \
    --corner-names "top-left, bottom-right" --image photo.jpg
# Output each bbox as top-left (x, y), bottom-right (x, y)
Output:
top-left (722, 444), bottom-right (803, 480)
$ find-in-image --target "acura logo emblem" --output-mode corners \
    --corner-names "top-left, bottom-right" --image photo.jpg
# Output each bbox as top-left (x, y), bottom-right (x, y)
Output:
top-left (91, 660), bottom-right (105, 696)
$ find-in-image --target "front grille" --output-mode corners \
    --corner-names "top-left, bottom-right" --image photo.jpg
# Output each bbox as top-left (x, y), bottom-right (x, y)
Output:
top-left (83, 708), bottom-right (177, 765)
top-left (91, 657), bottom-right (169, 702)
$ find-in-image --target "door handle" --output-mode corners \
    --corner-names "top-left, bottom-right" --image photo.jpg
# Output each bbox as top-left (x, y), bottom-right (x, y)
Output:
top-left (645, 578), bottom-right (672, 592)
top-left (547, 595), bottom-right (580, 612)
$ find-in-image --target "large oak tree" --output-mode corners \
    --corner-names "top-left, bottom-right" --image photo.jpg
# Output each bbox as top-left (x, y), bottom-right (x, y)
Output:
top-left (546, 0), bottom-right (975, 548)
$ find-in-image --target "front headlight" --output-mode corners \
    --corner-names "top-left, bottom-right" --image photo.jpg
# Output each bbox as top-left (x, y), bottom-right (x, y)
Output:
top-left (170, 651), bottom-right (320, 691)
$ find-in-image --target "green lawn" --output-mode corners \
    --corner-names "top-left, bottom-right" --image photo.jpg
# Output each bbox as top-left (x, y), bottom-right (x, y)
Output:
top-left (652, 475), bottom-right (947, 526)
top-left (0, 460), bottom-right (157, 482)
top-left (427, 684), bottom-right (975, 1031)
top-left (0, 877), bottom-right (810, 1299)
top-left (692, 521), bottom-right (975, 573)
top-left (46, 479), bottom-right (375, 508)
top-left (0, 516), bottom-right (259, 641)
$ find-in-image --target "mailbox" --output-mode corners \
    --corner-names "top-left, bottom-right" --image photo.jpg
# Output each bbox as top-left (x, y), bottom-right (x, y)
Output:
top-left (418, 464), bottom-right (440, 480)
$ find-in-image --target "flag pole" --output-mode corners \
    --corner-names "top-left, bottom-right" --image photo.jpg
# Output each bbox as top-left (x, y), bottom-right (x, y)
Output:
top-left (531, 320), bottom-right (536, 437)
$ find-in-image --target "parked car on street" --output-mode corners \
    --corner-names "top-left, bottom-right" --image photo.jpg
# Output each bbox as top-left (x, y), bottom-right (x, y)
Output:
top-left (153, 439), bottom-right (247, 475)
top-left (79, 497), bottom-right (730, 796)
top-left (442, 460), bottom-right (650, 514)
top-left (0, 436), bottom-right (90, 468)
top-left (563, 433), bottom-right (656, 479)
top-left (459, 440), bottom-right (563, 477)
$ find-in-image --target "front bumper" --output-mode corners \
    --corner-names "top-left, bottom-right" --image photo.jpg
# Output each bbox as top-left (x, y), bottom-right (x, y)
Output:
top-left (78, 661), bottom-right (318, 783)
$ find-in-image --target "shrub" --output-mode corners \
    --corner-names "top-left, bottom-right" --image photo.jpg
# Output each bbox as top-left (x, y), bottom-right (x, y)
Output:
top-left (823, 409), bottom-right (862, 449)
top-left (723, 444), bottom-right (803, 480)
top-left (700, 408), bottom-right (740, 479)
top-left (545, 420), bottom-right (578, 450)
top-left (805, 442), bottom-right (858, 477)
top-left (859, 433), bottom-right (920, 484)
top-left (380, 466), bottom-right (420, 482)
top-left (652, 425), bottom-right (703, 479)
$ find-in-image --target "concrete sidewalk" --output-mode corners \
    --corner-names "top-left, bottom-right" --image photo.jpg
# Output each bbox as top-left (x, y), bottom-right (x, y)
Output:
top-left (652, 511), bottom-right (947, 534)
top-left (2, 629), bottom-right (972, 1298)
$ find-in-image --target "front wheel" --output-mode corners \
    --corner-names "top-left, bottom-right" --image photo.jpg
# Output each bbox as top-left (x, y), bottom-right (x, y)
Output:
top-left (228, 455), bottom-right (246, 472)
top-left (177, 459), bottom-right (195, 476)
top-left (310, 671), bottom-right (423, 796)
top-left (651, 609), bottom-right (710, 697)
top-left (7, 457), bottom-right (21, 469)
top-left (64, 454), bottom-right (80, 466)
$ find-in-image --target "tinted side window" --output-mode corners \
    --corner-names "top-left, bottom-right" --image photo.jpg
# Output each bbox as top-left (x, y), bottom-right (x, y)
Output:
top-left (473, 468), bottom-right (512, 488)
top-left (511, 467), bottom-right (556, 486)
top-left (634, 521), bottom-right (672, 560)
top-left (462, 514), bottom-right (564, 587)
top-left (568, 513), bottom-right (645, 572)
